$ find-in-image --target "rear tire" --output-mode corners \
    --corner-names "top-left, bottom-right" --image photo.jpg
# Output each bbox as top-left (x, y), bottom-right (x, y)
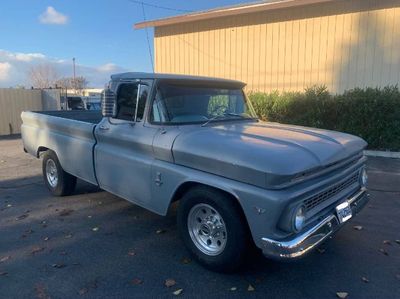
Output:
top-left (177, 186), bottom-right (249, 272)
top-left (42, 150), bottom-right (77, 196)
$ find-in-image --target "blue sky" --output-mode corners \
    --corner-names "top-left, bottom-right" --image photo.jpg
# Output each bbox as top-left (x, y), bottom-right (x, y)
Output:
top-left (0, 0), bottom-right (249, 87)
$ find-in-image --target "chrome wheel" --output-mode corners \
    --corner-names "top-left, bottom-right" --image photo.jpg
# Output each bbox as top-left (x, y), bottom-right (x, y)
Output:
top-left (46, 159), bottom-right (58, 188)
top-left (187, 203), bottom-right (227, 256)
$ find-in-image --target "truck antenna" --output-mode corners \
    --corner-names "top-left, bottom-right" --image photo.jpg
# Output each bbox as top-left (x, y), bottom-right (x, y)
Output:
top-left (140, 3), bottom-right (155, 73)
top-left (72, 57), bottom-right (76, 92)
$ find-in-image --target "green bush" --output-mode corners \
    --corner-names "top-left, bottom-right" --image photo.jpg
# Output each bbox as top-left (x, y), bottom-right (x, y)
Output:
top-left (248, 86), bottom-right (400, 151)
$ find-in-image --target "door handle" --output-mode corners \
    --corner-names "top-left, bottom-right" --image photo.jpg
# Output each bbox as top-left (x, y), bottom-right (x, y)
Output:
top-left (99, 125), bottom-right (110, 131)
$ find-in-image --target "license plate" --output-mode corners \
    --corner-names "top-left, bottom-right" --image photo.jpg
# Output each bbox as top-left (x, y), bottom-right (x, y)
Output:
top-left (336, 201), bottom-right (352, 223)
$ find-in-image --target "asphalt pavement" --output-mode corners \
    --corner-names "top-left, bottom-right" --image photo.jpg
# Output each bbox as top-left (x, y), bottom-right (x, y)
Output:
top-left (0, 136), bottom-right (399, 299)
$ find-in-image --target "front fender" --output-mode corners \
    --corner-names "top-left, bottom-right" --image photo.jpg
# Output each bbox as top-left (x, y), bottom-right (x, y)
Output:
top-left (150, 160), bottom-right (288, 249)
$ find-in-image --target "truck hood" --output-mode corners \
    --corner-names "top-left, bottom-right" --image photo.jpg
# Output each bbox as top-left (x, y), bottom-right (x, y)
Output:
top-left (172, 121), bottom-right (367, 188)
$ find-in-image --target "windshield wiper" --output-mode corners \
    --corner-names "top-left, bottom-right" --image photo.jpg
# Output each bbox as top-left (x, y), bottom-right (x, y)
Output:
top-left (201, 113), bottom-right (248, 127)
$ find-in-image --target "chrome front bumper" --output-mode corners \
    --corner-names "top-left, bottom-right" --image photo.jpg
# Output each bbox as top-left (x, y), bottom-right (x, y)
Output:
top-left (261, 188), bottom-right (369, 260)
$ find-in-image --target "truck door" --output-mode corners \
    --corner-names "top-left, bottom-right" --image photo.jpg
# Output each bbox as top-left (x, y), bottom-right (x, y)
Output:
top-left (94, 81), bottom-right (158, 208)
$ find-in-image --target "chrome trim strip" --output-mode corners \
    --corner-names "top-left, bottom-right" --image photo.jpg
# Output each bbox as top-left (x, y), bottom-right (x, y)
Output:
top-left (273, 153), bottom-right (365, 190)
top-left (261, 215), bottom-right (338, 259)
top-left (347, 187), bottom-right (367, 204)
top-left (261, 189), bottom-right (367, 259)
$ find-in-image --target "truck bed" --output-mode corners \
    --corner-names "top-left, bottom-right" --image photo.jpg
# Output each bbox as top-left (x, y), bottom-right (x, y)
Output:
top-left (21, 110), bottom-right (102, 185)
top-left (36, 110), bottom-right (103, 124)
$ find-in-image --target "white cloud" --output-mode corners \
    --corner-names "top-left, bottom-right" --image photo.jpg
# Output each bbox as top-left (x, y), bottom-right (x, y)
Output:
top-left (39, 6), bottom-right (68, 25)
top-left (14, 53), bottom-right (46, 62)
top-left (0, 62), bottom-right (12, 81)
top-left (0, 49), bottom-right (126, 88)
top-left (0, 50), bottom-right (46, 62)
top-left (97, 63), bottom-right (118, 72)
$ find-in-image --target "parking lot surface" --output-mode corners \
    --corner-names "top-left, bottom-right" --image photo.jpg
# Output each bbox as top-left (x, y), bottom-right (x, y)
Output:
top-left (0, 136), bottom-right (399, 299)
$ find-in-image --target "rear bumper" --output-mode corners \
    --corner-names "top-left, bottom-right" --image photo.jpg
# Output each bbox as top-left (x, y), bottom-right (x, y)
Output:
top-left (261, 188), bottom-right (369, 260)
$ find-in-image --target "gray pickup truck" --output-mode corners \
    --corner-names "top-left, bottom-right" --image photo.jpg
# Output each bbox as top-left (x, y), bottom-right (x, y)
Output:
top-left (21, 72), bottom-right (369, 272)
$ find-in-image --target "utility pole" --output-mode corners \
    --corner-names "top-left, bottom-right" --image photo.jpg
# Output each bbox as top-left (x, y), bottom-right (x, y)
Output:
top-left (72, 57), bottom-right (76, 93)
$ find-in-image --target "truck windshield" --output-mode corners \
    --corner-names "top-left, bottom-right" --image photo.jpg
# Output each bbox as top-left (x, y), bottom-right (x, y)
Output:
top-left (151, 82), bottom-right (257, 124)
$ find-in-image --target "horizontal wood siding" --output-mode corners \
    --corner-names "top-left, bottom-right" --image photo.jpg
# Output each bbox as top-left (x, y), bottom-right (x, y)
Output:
top-left (154, 0), bottom-right (400, 93)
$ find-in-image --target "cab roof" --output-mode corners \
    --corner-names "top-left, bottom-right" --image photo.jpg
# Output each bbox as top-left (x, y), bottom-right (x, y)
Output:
top-left (110, 72), bottom-right (246, 88)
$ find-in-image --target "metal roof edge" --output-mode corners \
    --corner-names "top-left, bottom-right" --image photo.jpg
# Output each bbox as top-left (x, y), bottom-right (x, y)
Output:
top-left (134, 0), bottom-right (335, 29)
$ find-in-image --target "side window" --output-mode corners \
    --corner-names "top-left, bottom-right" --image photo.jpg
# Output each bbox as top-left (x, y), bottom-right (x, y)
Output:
top-left (116, 83), bottom-right (138, 121)
top-left (136, 85), bottom-right (149, 121)
top-left (151, 89), bottom-right (167, 123)
top-left (152, 100), bottom-right (161, 122)
top-left (116, 83), bottom-right (149, 121)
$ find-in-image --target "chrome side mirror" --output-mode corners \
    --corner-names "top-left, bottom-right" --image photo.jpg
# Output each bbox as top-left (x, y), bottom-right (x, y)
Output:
top-left (101, 88), bottom-right (116, 118)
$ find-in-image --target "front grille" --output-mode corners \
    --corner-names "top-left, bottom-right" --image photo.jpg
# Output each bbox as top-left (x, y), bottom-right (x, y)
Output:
top-left (304, 172), bottom-right (359, 210)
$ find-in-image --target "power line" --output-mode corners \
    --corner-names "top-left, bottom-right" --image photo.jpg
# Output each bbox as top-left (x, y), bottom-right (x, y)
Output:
top-left (140, 2), bottom-right (155, 72)
top-left (129, 0), bottom-right (193, 72)
top-left (128, 0), bottom-right (193, 13)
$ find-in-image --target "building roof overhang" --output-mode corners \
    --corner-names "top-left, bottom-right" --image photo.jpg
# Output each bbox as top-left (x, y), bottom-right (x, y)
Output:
top-left (134, 0), bottom-right (336, 29)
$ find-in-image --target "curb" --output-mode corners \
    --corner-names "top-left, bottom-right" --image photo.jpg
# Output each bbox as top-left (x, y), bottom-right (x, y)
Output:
top-left (364, 150), bottom-right (400, 159)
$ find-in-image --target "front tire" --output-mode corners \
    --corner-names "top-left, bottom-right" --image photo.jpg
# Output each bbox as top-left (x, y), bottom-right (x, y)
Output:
top-left (42, 150), bottom-right (77, 196)
top-left (177, 186), bottom-right (249, 272)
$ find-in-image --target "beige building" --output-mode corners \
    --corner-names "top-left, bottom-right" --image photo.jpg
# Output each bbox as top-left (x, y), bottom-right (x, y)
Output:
top-left (136, 0), bottom-right (400, 93)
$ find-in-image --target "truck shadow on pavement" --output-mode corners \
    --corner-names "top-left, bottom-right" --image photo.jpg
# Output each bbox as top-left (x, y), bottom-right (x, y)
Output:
top-left (0, 175), bottom-right (101, 194)
top-left (0, 171), bottom-right (399, 298)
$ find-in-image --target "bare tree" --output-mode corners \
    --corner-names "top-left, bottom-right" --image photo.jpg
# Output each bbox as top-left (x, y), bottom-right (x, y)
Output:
top-left (55, 76), bottom-right (89, 95)
top-left (55, 77), bottom-right (73, 89)
top-left (28, 63), bottom-right (59, 89)
top-left (73, 76), bottom-right (89, 94)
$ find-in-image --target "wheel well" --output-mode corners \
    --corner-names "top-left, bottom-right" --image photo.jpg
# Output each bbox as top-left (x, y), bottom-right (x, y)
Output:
top-left (172, 181), bottom-right (254, 246)
top-left (172, 182), bottom-right (240, 205)
top-left (37, 146), bottom-right (49, 158)
top-left (172, 182), bottom-right (248, 221)
top-left (171, 181), bottom-right (200, 203)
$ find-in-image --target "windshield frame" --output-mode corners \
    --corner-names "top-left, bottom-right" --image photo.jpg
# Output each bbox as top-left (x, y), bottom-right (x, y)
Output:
top-left (147, 79), bottom-right (258, 126)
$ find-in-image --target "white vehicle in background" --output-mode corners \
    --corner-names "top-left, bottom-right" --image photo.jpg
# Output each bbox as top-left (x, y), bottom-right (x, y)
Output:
top-left (65, 96), bottom-right (85, 110)
top-left (60, 93), bottom-right (102, 111)
top-left (84, 93), bottom-right (102, 110)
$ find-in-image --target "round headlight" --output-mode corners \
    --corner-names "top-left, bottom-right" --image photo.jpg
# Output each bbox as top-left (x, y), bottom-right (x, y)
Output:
top-left (360, 168), bottom-right (368, 187)
top-left (293, 206), bottom-right (306, 232)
